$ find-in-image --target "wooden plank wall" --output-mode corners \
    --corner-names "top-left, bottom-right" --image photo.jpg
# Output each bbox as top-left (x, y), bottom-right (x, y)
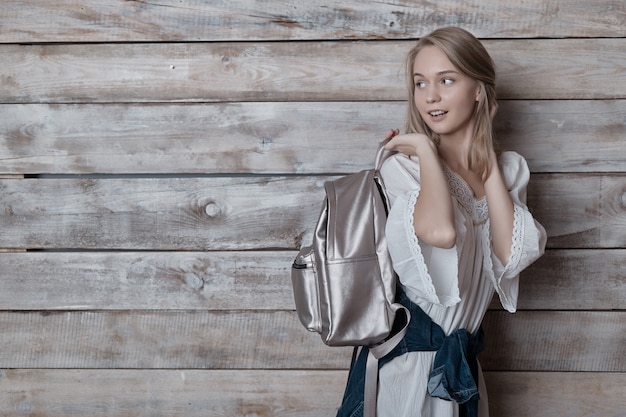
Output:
top-left (1, 1), bottom-right (625, 416)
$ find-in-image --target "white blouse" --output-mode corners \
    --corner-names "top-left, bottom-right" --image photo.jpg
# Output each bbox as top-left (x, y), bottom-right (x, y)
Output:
top-left (377, 151), bottom-right (547, 417)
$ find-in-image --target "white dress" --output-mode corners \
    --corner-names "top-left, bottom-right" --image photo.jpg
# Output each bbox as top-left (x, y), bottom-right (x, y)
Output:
top-left (377, 151), bottom-right (547, 417)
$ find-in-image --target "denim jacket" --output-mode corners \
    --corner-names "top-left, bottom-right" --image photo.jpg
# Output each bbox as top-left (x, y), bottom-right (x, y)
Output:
top-left (336, 288), bottom-right (484, 417)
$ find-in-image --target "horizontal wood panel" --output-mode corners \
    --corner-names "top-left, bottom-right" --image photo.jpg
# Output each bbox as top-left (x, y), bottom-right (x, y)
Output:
top-left (0, 310), bottom-right (348, 370)
top-left (528, 175), bottom-right (626, 249)
top-left (2, 39), bottom-right (624, 103)
top-left (2, 1), bottom-right (623, 415)
top-left (0, 251), bottom-right (295, 311)
top-left (1, 175), bottom-right (625, 250)
top-left (0, 369), bottom-right (347, 417)
top-left (0, 249), bottom-right (623, 311)
top-left (1, 100), bottom-right (624, 175)
top-left (0, 176), bottom-right (325, 251)
top-left (481, 311), bottom-right (626, 372)
top-left (494, 249), bottom-right (626, 311)
top-left (0, 369), bottom-right (624, 417)
top-left (1, 0), bottom-right (624, 43)
top-left (483, 372), bottom-right (626, 417)
top-left (0, 311), bottom-right (623, 371)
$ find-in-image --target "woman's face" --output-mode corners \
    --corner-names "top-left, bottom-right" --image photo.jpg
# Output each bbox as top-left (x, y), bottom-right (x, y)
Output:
top-left (412, 46), bottom-right (480, 140)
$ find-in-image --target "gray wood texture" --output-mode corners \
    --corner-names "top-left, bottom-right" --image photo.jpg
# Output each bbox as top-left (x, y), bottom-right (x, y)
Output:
top-left (1, 100), bottom-right (624, 174)
top-left (0, 175), bottom-right (625, 249)
top-left (0, 370), bottom-right (624, 417)
top-left (1, 249), bottom-right (623, 311)
top-left (2, 0), bottom-right (624, 42)
top-left (0, 1), bottom-right (624, 415)
top-left (0, 310), bottom-right (623, 371)
top-left (2, 40), bottom-right (624, 103)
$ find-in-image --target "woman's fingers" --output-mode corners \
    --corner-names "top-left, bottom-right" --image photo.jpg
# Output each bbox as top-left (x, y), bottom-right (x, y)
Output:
top-left (383, 128), bottom-right (400, 141)
top-left (385, 133), bottom-right (437, 157)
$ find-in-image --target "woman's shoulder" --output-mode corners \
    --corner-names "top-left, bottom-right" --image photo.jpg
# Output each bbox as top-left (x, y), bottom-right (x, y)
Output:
top-left (498, 150), bottom-right (526, 164)
top-left (497, 150), bottom-right (531, 187)
top-left (381, 152), bottom-right (420, 180)
top-left (380, 152), bottom-right (421, 193)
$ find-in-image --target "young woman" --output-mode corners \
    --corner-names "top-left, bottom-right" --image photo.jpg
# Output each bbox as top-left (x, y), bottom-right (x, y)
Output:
top-left (336, 27), bottom-right (547, 417)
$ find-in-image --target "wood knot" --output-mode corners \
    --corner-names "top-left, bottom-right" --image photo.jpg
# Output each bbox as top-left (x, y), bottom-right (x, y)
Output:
top-left (204, 202), bottom-right (222, 217)
top-left (184, 272), bottom-right (204, 290)
top-left (259, 136), bottom-right (273, 150)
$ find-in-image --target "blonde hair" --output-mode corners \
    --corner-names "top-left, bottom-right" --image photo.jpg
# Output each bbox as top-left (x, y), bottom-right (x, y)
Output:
top-left (405, 27), bottom-right (497, 180)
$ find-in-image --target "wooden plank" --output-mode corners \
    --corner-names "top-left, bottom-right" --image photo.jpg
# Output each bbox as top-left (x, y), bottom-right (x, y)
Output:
top-left (484, 372), bottom-right (626, 417)
top-left (481, 311), bottom-right (626, 372)
top-left (1, 175), bottom-right (625, 250)
top-left (496, 100), bottom-right (626, 173)
top-left (0, 369), bottom-right (348, 417)
top-left (1, 39), bottom-right (624, 103)
top-left (1, 100), bottom-right (624, 175)
top-left (0, 370), bottom-right (624, 417)
top-left (0, 310), bottom-right (353, 369)
top-left (0, 102), bottom-right (397, 175)
top-left (0, 369), bottom-right (622, 417)
top-left (0, 311), bottom-right (623, 371)
top-left (494, 38), bottom-right (626, 100)
top-left (528, 175), bottom-right (626, 249)
top-left (0, 249), bottom-right (624, 312)
top-left (1, 0), bottom-right (624, 43)
top-left (0, 251), bottom-right (296, 311)
top-left (497, 249), bottom-right (626, 311)
top-left (0, 176), bottom-right (326, 251)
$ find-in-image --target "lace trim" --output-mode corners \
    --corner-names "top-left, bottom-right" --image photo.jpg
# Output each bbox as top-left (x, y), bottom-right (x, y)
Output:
top-left (481, 204), bottom-right (525, 312)
top-left (509, 204), bottom-right (525, 271)
top-left (403, 190), bottom-right (439, 305)
top-left (480, 219), bottom-right (511, 310)
top-left (474, 199), bottom-right (489, 225)
top-left (442, 165), bottom-right (488, 225)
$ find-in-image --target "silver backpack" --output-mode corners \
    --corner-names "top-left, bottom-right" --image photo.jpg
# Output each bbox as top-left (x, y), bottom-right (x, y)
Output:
top-left (291, 142), bottom-right (410, 417)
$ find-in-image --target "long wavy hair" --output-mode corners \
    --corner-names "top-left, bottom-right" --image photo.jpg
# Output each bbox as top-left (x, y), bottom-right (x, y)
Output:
top-left (405, 27), bottom-right (498, 180)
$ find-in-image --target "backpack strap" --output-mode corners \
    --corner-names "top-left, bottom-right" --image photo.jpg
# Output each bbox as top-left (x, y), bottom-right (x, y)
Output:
top-left (362, 140), bottom-right (406, 417)
top-left (375, 139), bottom-right (395, 169)
top-left (363, 302), bottom-right (410, 417)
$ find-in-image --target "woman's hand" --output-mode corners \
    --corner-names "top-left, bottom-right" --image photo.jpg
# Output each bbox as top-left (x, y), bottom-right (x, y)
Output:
top-left (382, 130), bottom-right (456, 248)
top-left (383, 128), bottom-right (400, 142)
top-left (384, 132), bottom-right (437, 158)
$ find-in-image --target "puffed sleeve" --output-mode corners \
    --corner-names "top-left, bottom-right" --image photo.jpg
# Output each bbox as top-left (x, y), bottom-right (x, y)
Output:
top-left (381, 154), bottom-right (461, 307)
top-left (483, 151), bottom-right (547, 312)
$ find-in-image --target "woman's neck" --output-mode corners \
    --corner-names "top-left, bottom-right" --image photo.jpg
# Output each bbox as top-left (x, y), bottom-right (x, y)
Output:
top-left (437, 135), bottom-right (472, 170)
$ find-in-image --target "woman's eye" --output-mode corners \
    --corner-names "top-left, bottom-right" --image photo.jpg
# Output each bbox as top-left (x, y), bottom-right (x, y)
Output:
top-left (415, 81), bottom-right (426, 88)
top-left (442, 78), bottom-right (454, 85)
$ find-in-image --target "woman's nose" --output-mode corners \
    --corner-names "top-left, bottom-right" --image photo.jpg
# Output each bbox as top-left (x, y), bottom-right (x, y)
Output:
top-left (426, 87), bottom-right (440, 103)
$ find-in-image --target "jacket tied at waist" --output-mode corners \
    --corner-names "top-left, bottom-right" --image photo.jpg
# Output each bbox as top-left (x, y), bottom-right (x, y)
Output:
top-left (336, 288), bottom-right (485, 417)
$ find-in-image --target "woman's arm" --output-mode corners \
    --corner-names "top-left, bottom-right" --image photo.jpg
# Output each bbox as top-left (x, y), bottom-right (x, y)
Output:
top-left (484, 150), bottom-right (515, 264)
top-left (384, 131), bottom-right (456, 249)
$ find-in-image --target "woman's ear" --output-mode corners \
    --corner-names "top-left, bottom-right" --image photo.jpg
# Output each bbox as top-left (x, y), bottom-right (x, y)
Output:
top-left (475, 82), bottom-right (483, 101)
